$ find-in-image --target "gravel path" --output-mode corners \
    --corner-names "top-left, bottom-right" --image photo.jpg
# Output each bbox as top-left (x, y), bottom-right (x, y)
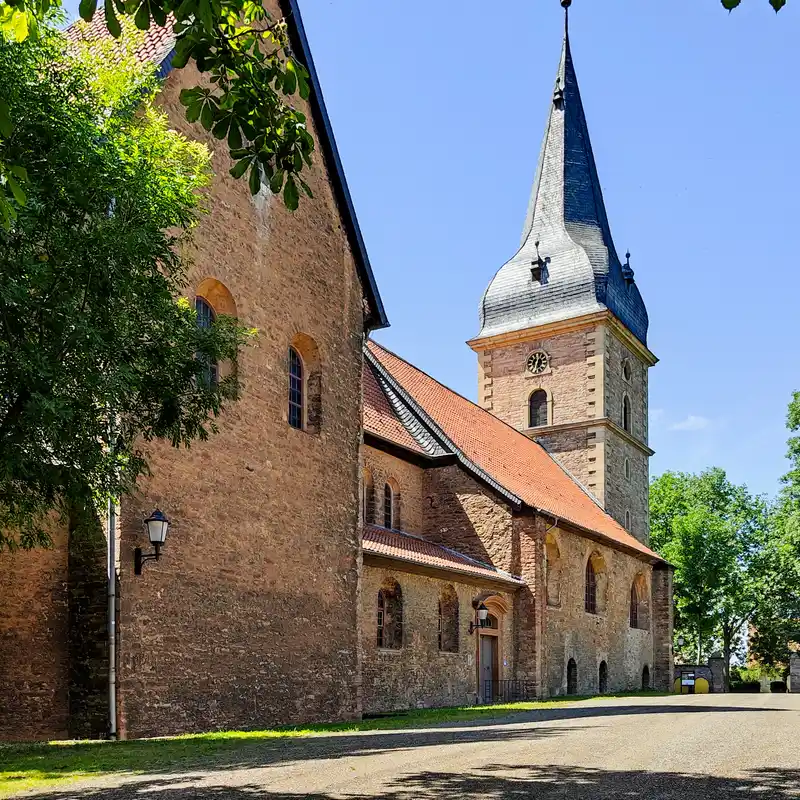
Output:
top-left (21, 693), bottom-right (800, 799)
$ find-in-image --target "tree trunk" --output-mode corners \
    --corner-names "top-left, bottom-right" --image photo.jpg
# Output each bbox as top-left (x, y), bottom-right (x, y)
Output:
top-left (722, 623), bottom-right (732, 693)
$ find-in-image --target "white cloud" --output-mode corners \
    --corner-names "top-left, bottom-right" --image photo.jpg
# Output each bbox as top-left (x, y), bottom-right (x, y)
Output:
top-left (669, 415), bottom-right (711, 432)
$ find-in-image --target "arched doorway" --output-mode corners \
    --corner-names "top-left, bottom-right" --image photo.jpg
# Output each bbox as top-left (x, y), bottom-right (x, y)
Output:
top-left (641, 665), bottom-right (650, 690)
top-left (599, 661), bottom-right (608, 694)
top-left (475, 595), bottom-right (509, 703)
top-left (567, 658), bottom-right (578, 695)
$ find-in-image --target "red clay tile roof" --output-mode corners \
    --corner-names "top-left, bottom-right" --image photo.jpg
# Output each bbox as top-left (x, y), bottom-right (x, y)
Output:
top-left (362, 525), bottom-right (524, 586)
top-left (65, 12), bottom-right (177, 68)
top-left (363, 362), bottom-right (426, 455)
top-left (366, 340), bottom-right (662, 562)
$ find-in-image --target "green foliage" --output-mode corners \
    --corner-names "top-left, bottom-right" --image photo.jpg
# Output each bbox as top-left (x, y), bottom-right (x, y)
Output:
top-left (0, 0), bottom-right (316, 223)
top-left (722, 0), bottom-right (787, 9)
top-left (650, 468), bottom-right (773, 685)
top-left (0, 26), bottom-right (254, 550)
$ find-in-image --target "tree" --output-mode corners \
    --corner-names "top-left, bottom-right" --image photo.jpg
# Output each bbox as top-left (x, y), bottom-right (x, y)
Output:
top-left (650, 468), bottom-right (773, 689)
top-left (0, 24), bottom-right (253, 550)
top-left (0, 0), bottom-right (315, 227)
top-left (722, 0), bottom-right (788, 9)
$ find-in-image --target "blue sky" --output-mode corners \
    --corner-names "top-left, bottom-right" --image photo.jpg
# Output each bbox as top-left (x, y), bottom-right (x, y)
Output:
top-left (64, 0), bottom-right (799, 499)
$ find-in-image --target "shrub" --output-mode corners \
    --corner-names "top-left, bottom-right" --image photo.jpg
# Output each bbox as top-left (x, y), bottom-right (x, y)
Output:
top-left (770, 681), bottom-right (788, 693)
top-left (730, 681), bottom-right (761, 693)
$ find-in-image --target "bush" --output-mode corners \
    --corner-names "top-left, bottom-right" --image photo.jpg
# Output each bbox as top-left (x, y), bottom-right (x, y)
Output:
top-left (730, 681), bottom-right (761, 693)
top-left (770, 681), bottom-right (788, 693)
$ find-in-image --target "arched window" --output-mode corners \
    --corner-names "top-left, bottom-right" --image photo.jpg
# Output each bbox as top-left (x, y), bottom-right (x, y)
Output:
top-left (377, 580), bottom-right (403, 649)
top-left (624, 458), bottom-right (631, 481)
top-left (545, 532), bottom-right (561, 606)
top-left (630, 583), bottom-right (639, 628)
top-left (195, 296), bottom-right (218, 386)
top-left (383, 482), bottom-right (394, 529)
top-left (625, 510), bottom-right (632, 530)
top-left (528, 389), bottom-right (548, 428)
top-left (585, 558), bottom-right (597, 615)
top-left (290, 333), bottom-right (322, 434)
top-left (567, 658), bottom-right (578, 695)
top-left (288, 346), bottom-right (304, 429)
top-left (362, 468), bottom-right (375, 524)
top-left (599, 660), bottom-right (608, 693)
top-left (642, 664), bottom-right (651, 690)
top-left (623, 359), bottom-right (632, 382)
top-left (623, 395), bottom-right (632, 433)
top-left (438, 585), bottom-right (459, 653)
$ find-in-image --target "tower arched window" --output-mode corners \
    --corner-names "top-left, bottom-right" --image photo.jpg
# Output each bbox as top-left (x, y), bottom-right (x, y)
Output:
top-left (529, 389), bottom-right (548, 428)
top-left (624, 458), bottom-right (631, 481)
top-left (195, 296), bottom-right (218, 386)
top-left (288, 346), bottom-right (304, 430)
top-left (623, 395), bottom-right (632, 433)
top-left (625, 510), bottom-right (632, 530)
top-left (384, 482), bottom-right (394, 529)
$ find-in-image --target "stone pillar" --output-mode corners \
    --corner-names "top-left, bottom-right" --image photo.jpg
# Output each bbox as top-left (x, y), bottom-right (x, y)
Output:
top-left (790, 653), bottom-right (800, 693)
top-left (651, 563), bottom-right (674, 691)
top-left (708, 656), bottom-right (726, 693)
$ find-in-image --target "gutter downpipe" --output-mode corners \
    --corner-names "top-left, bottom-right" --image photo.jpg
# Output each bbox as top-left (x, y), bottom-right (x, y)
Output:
top-left (107, 498), bottom-right (118, 739)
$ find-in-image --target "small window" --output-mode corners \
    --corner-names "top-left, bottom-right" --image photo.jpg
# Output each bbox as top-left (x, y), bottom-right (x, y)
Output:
top-left (377, 581), bottom-right (403, 649)
top-left (625, 510), bottom-right (632, 530)
top-left (195, 297), bottom-right (218, 386)
top-left (624, 458), bottom-right (631, 481)
top-left (288, 347), bottom-right (304, 430)
top-left (383, 483), bottom-right (394, 529)
top-left (585, 559), bottom-right (597, 615)
top-left (529, 389), bottom-right (548, 428)
top-left (567, 658), bottom-right (578, 695)
top-left (642, 664), bottom-right (651, 690)
top-left (623, 395), bottom-right (632, 433)
top-left (630, 583), bottom-right (639, 628)
top-left (623, 359), bottom-right (632, 382)
top-left (362, 469), bottom-right (375, 524)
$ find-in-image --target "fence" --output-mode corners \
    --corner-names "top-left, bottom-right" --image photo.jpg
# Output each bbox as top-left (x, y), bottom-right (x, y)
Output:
top-left (482, 680), bottom-right (536, 704)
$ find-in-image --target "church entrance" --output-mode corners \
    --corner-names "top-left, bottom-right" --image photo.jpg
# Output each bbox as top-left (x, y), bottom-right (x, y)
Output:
top-left (479, 633), bottom-right (498, 703)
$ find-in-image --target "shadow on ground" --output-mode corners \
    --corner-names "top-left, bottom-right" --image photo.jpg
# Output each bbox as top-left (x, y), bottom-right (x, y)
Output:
top-left (24, 764), bottom-right (800, 799)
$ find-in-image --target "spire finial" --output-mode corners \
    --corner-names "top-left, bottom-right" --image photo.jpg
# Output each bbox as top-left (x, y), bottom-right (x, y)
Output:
top-left (561, 0), bottom-right (571, 32)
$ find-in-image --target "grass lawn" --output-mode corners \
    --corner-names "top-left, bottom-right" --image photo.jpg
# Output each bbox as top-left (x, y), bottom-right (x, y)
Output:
top-left (0, 692), bottom-right (669, 797)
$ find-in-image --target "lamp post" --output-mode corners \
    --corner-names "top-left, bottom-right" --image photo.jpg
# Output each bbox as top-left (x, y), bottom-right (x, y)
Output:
top-left (469, 602), bottom-right (490, 635)
top-left (134, 509), bottom-right (170, 575)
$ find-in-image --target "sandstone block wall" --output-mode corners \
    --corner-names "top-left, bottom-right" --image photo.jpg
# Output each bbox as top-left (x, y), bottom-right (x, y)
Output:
top-left (651, 564), bottom-right (674, 691)
top-left (542, 526), bottom-right (654, 696)
top-left (363, 445), bottom-right (425, 534)
top-left (361, 566), bottom-right (514, 713)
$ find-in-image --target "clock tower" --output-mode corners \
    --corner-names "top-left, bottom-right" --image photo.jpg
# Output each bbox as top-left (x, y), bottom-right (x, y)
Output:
top-left (468, 10), bottom-right (656, 545)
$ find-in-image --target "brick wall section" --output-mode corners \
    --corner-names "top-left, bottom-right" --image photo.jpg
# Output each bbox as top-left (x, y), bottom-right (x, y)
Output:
top-left (542, 526), bottom-right (654, 696)
top-left (363, 445), bottom-right (425, 534)
top-left (0, 521), bottom-right (70, 740)
top-left (114, 48), bottom-right (366, 736)
top-left (651, 564), bottom-right (674, 691)
top-left (511, 515), bottom-right (544, 688)
top-left (361, 566), bottom-right (514, 713)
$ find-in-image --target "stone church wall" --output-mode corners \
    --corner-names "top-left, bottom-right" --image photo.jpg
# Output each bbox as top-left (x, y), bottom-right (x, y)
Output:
top-left (361, 566), bottom-right (515, 713)
top-left (542, 526), bottom-right (654, 696)
top-left (113, 52), bottom-right (366, 737)
top-left (363, 445), bottom-right (426, 534)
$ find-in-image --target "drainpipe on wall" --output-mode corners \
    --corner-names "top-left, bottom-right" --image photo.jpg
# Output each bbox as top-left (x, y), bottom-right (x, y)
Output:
top-left (107, 498), bottom-right (118, 739)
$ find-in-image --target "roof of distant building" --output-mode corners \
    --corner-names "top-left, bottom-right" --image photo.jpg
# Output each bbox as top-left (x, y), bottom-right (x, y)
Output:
top-left (66, 0), bottom-right (388, 331)
top-left (365, 339), bottom-right (663, 563)
top-left (477, 23), bottom-right (648, 346)
top-left (362, 525), bottom-right (525, 586)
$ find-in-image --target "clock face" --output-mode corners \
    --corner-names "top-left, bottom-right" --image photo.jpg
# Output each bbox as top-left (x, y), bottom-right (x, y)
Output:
top-left (526, 351), bottom-right (550, 375)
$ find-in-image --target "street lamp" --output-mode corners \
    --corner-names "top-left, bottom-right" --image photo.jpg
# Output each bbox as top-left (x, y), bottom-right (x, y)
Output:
top-left (676, 635), bottom-right (685, 648)
top-left (134, 509), bottom-right (170, 575)
top-left (469, 602), bottom-right (490, 635)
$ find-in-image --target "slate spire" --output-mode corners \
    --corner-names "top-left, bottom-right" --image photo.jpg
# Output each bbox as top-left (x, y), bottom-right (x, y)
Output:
top-left (477, 8), bottom-right (649, 346)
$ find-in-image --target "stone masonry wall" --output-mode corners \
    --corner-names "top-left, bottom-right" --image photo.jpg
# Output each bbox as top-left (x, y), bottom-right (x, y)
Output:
top-left (115, 45), bottom-right (366, 737)
top-left (363, 445), bottom-right (425, 534)
top-left (0, 521), bottom-right (70, 740)
top-left (361, 566), bottom-right (514, 713)
top-left (651, 564), bottom-right (674, 691)
top-left (542, 526), bottom-right (654, 696)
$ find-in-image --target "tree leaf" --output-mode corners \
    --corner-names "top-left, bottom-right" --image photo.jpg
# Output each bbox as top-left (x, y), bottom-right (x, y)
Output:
top-left (150, 0), bottom-right (167, 26)
top-left (0, 99), bottom-right (12, 139)
top-left (200, 100), bottom-right (214, 130)
top-left (248, 162), bottom-right (261, 195)
top-left (104, 0), bottom-right (121, 37)
top-left (283, 174), bottom-right (299, 211)
top-left (79, 0), bottom-right (98, 21)
top-left (6, 175), bottom-right (25, 206)
top-left (9, 165), bottom-right (27, 181)
top-left (134, 0), bottom-right (151, 30)
top-left (770, 0), bottom-right (786, 10)
top-left (229, 157), bottom-right (251, 179)
top-left (227, 121), bottom-right (242, 151)
top-left (299, 178), bottom-right (313, 199)
top-left (269, 169), bottom-right (284, 194)
top-left (720, 0), bottom-right (741, 7)
top-left (184, 101), bottom-right (202, 123)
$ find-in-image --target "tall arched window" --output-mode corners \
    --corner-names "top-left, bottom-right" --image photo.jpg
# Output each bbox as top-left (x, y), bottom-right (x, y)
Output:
top-left (528, 389), bottom-right (548, 428)
top-left (362, 468), bottom-right (375, 524)
top-left (438, 585), bottom-right (459, 653)
top-left (630, 583), bottom-right (639, 628)
top-left (195, 296), bottom-right (218, 386)
top-left (545, 532), bottom-right (561, 606)
top-left (642, 664), bottom-right (651, 690)
top-left (383, 482), bottom-right (394, 529)
top-left (585, 558), bottom-right (597, 614)
top-left (625, 510), bottom-right (632, 530)
top-left (624, 458), bottom-right (631, 481)
top-left (288, 346), bottom-right (304, 429)
top-left (377, 580), bottom-right (403, 649)
top-left (623, 395), bottom-right (632, 433)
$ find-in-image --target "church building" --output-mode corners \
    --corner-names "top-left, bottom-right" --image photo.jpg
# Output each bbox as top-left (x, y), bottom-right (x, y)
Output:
top-left (0, 2), bottom-right (672, 740)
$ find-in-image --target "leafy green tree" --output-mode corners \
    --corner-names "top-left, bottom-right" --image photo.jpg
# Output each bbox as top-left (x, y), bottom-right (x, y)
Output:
top-left (0, 0), bottom-right (315, 226)
top-left (0, 24), bottom-right (253, 550)
top-left (722, 0), bottom-right (787, 9)
top-left (650, 468), bottom-right (772, 689)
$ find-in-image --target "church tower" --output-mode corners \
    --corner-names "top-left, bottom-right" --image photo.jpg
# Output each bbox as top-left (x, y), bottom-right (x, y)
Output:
top-left (468, 4), bottom-right (656, 545)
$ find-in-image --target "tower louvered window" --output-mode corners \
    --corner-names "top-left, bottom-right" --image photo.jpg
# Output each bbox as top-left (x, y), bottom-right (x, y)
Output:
top-left (529, 390), bottom-right (548, 428)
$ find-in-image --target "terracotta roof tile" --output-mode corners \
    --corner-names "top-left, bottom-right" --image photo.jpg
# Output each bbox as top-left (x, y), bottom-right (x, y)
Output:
top-left (366, 340), bottom-right (662, 562)
top-left (363, 363), bottom-right (426, 455)
top-left (362, 525), bottom-right (524, 586)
